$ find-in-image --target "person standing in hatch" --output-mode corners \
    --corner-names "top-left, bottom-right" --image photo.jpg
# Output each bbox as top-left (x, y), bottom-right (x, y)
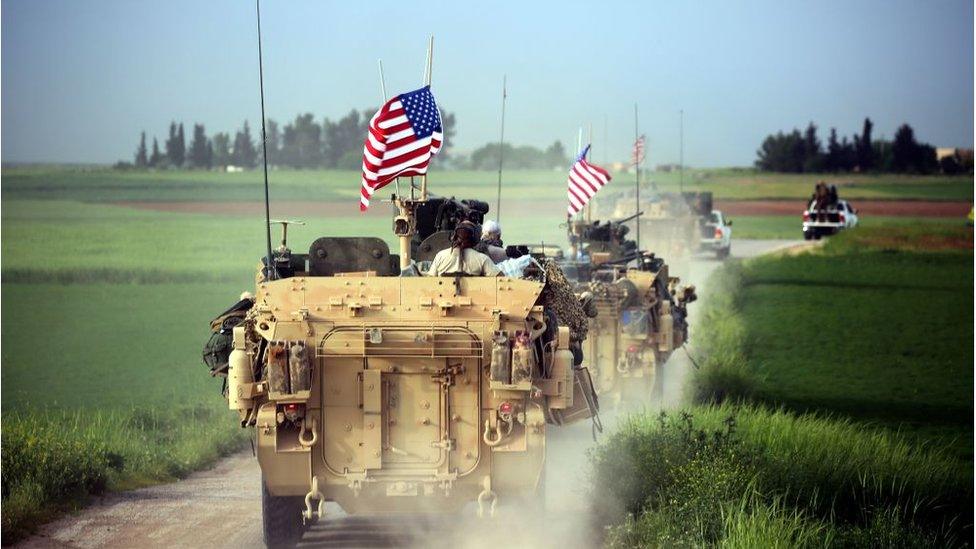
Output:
top-left (427, 220), bottom-right (502, 276)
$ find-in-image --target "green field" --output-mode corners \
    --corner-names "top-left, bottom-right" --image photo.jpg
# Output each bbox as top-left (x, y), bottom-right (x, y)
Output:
top-left (592, 226), bottom-right (974, 546)
top-left (730, 214), bottom-right (968, 239)
top-left (1, 166), bottom-right (972, 542)
top-left (2, 165), bottom-right (973, 203)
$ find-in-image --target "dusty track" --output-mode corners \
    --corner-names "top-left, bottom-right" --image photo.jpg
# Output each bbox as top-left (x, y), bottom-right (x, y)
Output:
top-left (19, 240), bottom-right (798, 549)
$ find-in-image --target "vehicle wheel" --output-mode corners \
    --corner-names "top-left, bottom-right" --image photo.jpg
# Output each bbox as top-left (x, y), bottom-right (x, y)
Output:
top-left (716, 246), bottom-right (730, 259)
top-left (262, 475), bottom-right (305, 548)
top-left (803, 231), bottom-right (813, 241)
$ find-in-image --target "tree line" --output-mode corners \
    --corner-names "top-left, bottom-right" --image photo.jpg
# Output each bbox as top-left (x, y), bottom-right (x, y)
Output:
top-left (125, 108), bottom-right (456, 170)
top-left (755, 119), bottom-right (972, 174)
top-left (123, 109), bottom-right (571, 171)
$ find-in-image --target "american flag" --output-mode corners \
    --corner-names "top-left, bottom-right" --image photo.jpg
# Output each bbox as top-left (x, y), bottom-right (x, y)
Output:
top-left (360, 86), bottom-right (443, 211)
top-left (567, 144), bottom-right (612, 216)
top-left (631, 134), bottom-right (646, 166)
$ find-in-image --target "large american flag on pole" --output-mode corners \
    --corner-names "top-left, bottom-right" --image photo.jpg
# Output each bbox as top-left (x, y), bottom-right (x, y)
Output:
top-left (631, 134), bottom-right (646, 166)
top-left (360, 86), bottom-right (443, 211)
top-left (567, 144), bottom-right (612, 216)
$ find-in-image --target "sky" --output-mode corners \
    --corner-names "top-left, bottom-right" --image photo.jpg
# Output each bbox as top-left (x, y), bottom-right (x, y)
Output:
top-left (2, 0), bottom-right (973, 167)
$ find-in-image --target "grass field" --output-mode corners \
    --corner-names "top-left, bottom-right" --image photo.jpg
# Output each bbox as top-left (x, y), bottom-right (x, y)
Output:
top-left (1, 165), bottom-right (972, 542)
top-left (2, 165), bottom-right (973, 203)
top-left (591, 225), bottom-right (973, 546)
top-left (728, 214), bottom-right (969, 239)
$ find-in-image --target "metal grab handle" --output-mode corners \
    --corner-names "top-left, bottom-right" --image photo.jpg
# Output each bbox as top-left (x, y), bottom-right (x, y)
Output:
top-left (299, 417), bottom-right (318, 447)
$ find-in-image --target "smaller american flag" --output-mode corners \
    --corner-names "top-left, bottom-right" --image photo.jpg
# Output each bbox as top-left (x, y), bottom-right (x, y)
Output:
top-left (567, 144), bottom-right (612, 216)
top-left (631, 134), bottom-right (646, 166)
top-left (360, 86), bottom-right (443, 211)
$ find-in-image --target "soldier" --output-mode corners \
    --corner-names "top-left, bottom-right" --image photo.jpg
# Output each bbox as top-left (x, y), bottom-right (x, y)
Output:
top-left (475, 219), bottom-right (508, 262)
top-left (482, 220), bottom-right (503, 247)
top-left (427, 220), bottom-right (502, 276)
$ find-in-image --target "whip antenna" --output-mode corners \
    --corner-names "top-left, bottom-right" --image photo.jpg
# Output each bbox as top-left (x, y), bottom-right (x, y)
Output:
top-left (495, 75), bottom-right (507, 221)
top-left (256, 0), bottom-right (275, 280)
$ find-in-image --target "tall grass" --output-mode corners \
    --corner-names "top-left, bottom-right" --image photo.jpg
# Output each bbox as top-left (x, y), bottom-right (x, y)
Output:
top-left (591, 407), bottom-right (970, 547)
top-left (687, 262), bottom-right (759, 404)
top-left (1, 404), bottom-right (247, 544)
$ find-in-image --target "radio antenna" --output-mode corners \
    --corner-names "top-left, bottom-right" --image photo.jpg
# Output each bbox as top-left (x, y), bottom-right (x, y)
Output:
top-left (256, 0), bottom-right (275, 280)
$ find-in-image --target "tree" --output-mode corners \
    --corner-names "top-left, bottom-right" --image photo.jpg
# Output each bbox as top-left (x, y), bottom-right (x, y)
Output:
top-left (149, 137), bottom-right (162, 167)
top-left (439, 110), bottom-right (457, 160)
top-left (322, 110), bottom-right (366, 168)
top-left (134, 131), bottom-right (148, 168)
top-left (205, 141), bottom-right (213, 170)
top-left (891, 124), bottom-right (936, 173)
top-left (176, 123), bottom-right (186, 167)
top-left (825, 128), bottom-right (841, 172)
top-left (544, 141), bottom-right (568, 168)
top-left (165, 122), bottom-right (182, 168)
top-left (212, 132), bottom-right (231, 168)
top-left (263, 118), bottom-right (280, 166)
top-left (855, 118), bottom-right (874, 171)
top-left (755, 130), bottom-right (805, 172)
top-left (232, 121), bottom-right (257, 168)
top-left (802, 123), bottom-right (822, 172)
top-left (280, 113), bottom-right (323, 168)
top-left (188, 124), bottom-right (210, 168)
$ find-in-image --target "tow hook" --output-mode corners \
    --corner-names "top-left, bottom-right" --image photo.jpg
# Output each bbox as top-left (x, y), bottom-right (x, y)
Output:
top-left (298, 416), bottom-right (318, 447)
top-left (476, 476), bottom-right (497, 518)
top-left (482, 416), bottom-right (513, 447)
top-left (302, 476), bottom-right (326, 524)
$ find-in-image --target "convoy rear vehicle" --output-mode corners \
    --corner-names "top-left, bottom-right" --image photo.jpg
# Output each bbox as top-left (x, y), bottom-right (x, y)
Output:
top-left (205, 196), bottom-right (599, 547)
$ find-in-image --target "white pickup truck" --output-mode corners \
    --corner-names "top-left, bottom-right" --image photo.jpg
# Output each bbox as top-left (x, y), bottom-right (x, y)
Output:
top-left (699, 210), bottom-right (732, 259)
top-left (802, 199), bottom-right (858, 240)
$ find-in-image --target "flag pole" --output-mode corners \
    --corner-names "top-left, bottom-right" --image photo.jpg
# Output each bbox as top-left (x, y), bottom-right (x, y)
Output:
top-left (634, 103), bottom-right (640, 251)
top-left (586, 123), bottom-right (593, 223)
top-left (576, 127), bottom-right (584, 222)
top-left (378, 59), bottom-right (400, 197)
top-left (495, 75), bottom-right (507, 222)
top-left (420, 35), bottom-right (433, 202)
top-left (255, 0), bottom-right (275, 281)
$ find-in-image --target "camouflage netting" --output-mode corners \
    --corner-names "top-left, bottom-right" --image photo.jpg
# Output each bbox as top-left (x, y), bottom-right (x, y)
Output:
top-left (538, 258), bottom-right (588, 341)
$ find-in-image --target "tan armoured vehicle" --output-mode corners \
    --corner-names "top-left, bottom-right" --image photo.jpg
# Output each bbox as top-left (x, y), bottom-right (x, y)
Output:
top-left (204, 194), bottom-right (598, 547)
top-left (557, 217), bottom-right (696, 405)
top-left (601, 191), bottom-right (714, 260)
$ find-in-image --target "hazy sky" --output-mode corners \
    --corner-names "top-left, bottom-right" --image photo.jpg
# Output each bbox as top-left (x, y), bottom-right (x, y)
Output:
top-left (2, 0), bottom-right (973, 166)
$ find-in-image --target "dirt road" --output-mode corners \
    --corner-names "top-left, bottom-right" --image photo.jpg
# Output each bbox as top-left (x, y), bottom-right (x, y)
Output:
top-left (20, 240), bottom-right (800, 549)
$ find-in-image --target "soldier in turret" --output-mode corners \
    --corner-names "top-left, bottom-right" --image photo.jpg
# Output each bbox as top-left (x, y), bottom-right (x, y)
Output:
top-left (427, 220), bottom-right (502, 276)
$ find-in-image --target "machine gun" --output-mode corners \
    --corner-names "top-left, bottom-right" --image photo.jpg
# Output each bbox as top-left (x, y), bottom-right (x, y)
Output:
top-left (568, 212), bottom-right (643, 263)
top-left (411, 196), bottom-right (491, 261)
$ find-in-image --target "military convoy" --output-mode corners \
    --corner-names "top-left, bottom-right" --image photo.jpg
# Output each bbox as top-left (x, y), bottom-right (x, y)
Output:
top-left (204, 192), bottom-right (603, 547)
top-left (554, 216), bottom-right (697, 405)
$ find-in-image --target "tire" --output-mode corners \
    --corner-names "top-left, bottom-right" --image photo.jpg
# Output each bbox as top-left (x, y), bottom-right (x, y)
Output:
top-left (803, 230), bottom-right (813, 241)
top-left (716, 245), bottom-right (730, 259)
top-left (262, 475), bottom-right (305, 548)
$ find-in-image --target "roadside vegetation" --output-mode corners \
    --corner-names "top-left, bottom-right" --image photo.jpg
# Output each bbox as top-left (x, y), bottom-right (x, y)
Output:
top-left (590, 225), bottom-right (974, 546)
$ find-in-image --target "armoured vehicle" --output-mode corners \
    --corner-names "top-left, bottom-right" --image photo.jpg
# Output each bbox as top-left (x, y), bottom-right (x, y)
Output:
top-left (204, 193), bottom-right (598, 547)
top-left (552, 215), bottom-right (696, 405)
top-left (601, 191), bottom-right (714, 260)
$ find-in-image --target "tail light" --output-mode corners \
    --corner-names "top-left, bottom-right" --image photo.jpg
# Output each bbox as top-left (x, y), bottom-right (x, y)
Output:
top-left (498, 401), bottom-right (513, 415)
top-left (802, 211), bottom-right (810, 222)
top-left (281, 403), bottom-right (305, 422)
top-left (839, 213), bottom-right (846, 223)
top-left (714, 228), bottom-right (723, 239)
